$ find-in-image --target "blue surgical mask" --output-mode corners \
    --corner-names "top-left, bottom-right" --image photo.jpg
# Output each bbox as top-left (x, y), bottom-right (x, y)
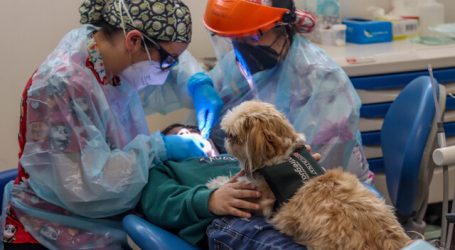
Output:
top-left (120, 60), bottom-right (170, 90)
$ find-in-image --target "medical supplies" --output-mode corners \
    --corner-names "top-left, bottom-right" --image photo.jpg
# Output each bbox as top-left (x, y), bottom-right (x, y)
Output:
top-left (302, 0), bottom-right (340, 44)
top-left (319, 24), bottom-right (346, 46)
top-left (430, 23), bottom-right (455, 39)
top-left (390, 18), bottom-right (419, 40)
top-left (303, 0), bottom-right (340, 27)
top-left (343, 18), bottom-right (393, 44)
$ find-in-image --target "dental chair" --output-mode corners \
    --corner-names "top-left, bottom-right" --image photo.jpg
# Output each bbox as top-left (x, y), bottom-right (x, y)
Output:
top-left (122, 214), bottom-right (199, 250)
top-left (0, 169), bottom-right (435, 249)
top-left (0, 168), bottom-right (17, 211)
top-left (381, 76), bottom-right (445, 235)
top-left (0, 76), bottom-right (443, 250)
top-left (0, 168), bottom-right (195, 250)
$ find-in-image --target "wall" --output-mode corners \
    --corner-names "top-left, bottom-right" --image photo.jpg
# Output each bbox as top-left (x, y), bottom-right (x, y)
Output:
top-left (441, 0), bottom-right (455, 23)
top-left (0, 0), bottom-right (454, 171)
top-left (0, 1), bottom-right (80, 170)
top-left (0, 1), bottom-right (211, 171)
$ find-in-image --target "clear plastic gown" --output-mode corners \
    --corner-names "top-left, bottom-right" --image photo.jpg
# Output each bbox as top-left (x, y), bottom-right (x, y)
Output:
top-left (1, 25), bottom-right (201, 249)
top-left (208, 34), bottom-right (370, 181)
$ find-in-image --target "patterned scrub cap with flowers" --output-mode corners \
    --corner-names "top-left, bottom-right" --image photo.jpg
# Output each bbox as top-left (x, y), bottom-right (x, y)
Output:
top-left (79, 0), bottom-right (192, 43)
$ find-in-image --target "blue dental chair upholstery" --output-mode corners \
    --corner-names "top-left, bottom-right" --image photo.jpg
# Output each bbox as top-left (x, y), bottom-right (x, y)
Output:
top-left (122, 214), bottom-right (199, 250)
top-left (0, 168), bottom-right (17, 211)
top-left (0, 168), bottom-right (195, 249)
top-left (381, 76), bottom-right (445, 232)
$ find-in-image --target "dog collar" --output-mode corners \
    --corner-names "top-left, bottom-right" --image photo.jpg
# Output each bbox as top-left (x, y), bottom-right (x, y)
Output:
top-left (257, 147), bottom-right (326, 210)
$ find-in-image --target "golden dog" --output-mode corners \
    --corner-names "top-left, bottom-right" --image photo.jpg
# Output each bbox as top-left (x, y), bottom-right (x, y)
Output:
top-left (219, 100), bottom-right (411, 250)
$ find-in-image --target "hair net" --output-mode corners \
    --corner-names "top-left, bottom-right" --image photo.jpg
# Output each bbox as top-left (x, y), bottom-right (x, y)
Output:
top-left (79, 0), bottom-right (192, 42)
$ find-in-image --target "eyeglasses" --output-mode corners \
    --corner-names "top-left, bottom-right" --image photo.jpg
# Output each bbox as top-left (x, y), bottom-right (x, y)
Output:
top-left (142, 33), bottom-right (179, 70)
top-left (126, 24), bottom-right (179, 70)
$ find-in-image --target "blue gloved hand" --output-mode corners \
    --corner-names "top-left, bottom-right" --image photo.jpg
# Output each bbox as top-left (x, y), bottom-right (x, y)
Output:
top-left (188, 72), bottom-right (224, 139)
top-left (163, 134), bottom-right (208, 161)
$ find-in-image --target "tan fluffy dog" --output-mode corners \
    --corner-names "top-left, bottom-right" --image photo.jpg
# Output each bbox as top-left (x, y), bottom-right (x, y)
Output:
top-left (219, 100), bottom-right (411, 250)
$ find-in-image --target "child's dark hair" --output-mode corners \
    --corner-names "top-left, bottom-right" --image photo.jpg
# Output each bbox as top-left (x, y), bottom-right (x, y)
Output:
top-left (161, 123), bottom-right (200, 135)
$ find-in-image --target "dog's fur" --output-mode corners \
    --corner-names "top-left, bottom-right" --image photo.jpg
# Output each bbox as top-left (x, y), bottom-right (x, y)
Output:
top-left (219, 100), bottom-right (411, 250)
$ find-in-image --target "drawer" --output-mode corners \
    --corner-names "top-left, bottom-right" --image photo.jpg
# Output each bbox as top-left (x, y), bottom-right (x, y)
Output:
top-left (360, 110), bottom-right (455, 132)
top-left (360, 89), bottom-right (455, 118)
top-left (361, 130), bottom-right (381, 145)
top-left (352, 67), bottom-right (455, 104)
top-left (359, 96), bottom-right (455, 132)
top-left (362, 122), bottom-right (455, 146)
top-left (365, 123), bottom-right (455, 173)
top-left (351, 67), bottom-right (455, 90)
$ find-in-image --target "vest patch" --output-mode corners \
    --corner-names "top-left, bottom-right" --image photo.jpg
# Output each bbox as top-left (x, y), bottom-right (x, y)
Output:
top-left (258, 147), bottom-right (326, 210)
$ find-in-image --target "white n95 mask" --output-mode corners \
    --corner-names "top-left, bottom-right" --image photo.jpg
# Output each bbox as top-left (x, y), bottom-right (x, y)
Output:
top-left (116, 0), bottom-right (171, 90)
top-left (120, 60), bottom-right (170, 90)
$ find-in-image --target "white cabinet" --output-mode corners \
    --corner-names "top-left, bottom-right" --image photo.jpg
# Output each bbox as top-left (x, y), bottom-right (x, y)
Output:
top-left (319, 40), bottom-right (455, 203)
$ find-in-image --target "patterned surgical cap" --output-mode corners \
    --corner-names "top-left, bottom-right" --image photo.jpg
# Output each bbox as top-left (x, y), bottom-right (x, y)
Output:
top-left (80, 0), bottom-right (192, 42)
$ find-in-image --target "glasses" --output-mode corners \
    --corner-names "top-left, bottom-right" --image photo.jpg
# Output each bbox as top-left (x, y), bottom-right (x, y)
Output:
top-left (126, 24), bottom-right (179, 70)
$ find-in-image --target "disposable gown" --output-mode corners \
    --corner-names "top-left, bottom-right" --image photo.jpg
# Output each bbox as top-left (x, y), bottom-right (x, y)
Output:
top-left (1, 25), bottom-right (200, 249)
top-left (209, 35), bottom-right (370, 181)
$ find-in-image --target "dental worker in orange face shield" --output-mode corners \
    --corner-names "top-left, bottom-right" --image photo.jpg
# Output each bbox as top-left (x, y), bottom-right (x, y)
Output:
top-left (201, 1), bottom-right (374, 249)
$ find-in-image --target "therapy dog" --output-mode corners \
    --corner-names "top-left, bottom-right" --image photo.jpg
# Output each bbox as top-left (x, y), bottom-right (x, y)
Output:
top-left (216, 100), bottom-right (411, 250)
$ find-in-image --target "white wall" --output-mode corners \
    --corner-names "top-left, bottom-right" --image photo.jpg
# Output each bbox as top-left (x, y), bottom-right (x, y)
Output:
top-left (441, 0), bottom-right (455, 23)
top-left (0, 1), bottom-right (210, 171)
top-left (0, 0), bottom-right (454, 171)
top-left (0, 1), bottom-right (80, 170)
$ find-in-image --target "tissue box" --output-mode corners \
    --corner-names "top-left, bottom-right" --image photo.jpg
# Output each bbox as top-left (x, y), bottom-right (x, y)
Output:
top-left (342, 18), bottom-right (393, 44)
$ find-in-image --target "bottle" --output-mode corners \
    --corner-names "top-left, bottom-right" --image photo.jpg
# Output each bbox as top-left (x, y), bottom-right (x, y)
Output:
top-left (418, 0), bottom-right (445, 38)
top-left (302, 0), bottom-right (340, 26)
top-left (391, 0), bottom-right (419, 18)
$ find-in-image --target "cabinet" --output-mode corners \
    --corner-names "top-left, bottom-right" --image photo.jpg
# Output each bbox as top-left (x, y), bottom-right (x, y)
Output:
top-left (319, 40), bottom-right (455, 203)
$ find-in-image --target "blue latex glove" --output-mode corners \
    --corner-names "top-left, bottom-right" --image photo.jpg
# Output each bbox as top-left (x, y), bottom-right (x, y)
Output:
top-left (188, 72), bottom-right (224, 139)
top-left (362, 182), bottom-right (383, 199)
top-left (163, 134), bottom-right (207, 161)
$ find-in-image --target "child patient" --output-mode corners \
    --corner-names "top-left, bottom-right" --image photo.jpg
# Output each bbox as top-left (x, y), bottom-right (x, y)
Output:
top-left (140, 123), bottom-right (310, 249)
top-left (161, 123), bottom-right (219, 157)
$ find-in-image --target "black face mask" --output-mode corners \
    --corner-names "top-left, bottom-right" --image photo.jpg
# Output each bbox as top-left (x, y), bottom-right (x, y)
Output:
top-left (233, 41), bottom-right (280, 77)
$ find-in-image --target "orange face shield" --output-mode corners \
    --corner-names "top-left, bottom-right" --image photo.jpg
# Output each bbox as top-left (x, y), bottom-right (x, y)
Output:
top-left (203, 0), bottom-right (290, 37)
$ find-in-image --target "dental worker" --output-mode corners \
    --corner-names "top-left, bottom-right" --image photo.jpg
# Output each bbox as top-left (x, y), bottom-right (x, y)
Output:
top-left (1, 0), bottom-right (222, 249)
top-left (197, 0), bottom-right (372, 183)
top-left (190, 0), bottom-right (373, 248)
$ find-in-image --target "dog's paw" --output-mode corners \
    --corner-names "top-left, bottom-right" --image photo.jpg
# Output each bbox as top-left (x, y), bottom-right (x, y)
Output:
top-left (206, 176), bottom-right (230, 189)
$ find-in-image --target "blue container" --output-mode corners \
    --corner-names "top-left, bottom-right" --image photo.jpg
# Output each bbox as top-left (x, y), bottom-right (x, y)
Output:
top-left (342, 18), bottom-right (393, 44)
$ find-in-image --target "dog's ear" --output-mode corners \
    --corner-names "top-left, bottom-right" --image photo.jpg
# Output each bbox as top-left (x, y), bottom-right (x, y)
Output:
top-left (245, 120), bottom-right (266, 173)
top-left (245, 116), bottom-right (291, 170)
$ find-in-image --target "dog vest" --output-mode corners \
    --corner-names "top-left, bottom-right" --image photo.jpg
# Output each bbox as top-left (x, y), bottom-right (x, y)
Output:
top-left (257, 147), bottom-right (326, 210)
